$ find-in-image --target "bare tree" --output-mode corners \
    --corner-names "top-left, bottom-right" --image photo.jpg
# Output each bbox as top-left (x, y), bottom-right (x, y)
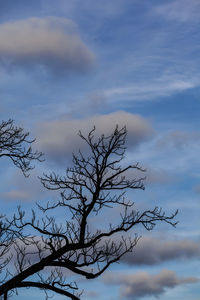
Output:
top-left (0, 126), bottom-right (177, 299)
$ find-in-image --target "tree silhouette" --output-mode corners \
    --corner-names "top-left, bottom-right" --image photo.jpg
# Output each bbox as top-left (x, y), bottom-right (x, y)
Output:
top-left (0, 126), bottom-right (177, 299)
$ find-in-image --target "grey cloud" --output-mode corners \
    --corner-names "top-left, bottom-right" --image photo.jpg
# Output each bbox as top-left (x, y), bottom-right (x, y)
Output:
top-left (122, 237), bottom-right (200, 266)
top-left (0, 17), bottom-right (95, 74)
top-left (35, 111), bottom-right (154, 164)
top-left (104, 269), bottom-right (198, 299)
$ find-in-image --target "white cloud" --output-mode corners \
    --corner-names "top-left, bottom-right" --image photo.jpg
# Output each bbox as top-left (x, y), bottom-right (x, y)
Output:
top-left (0, 17), bottom-right (95, 74)
top-left (35, 111), bottom-right (153, 164)
top-left (104, 269), bottom-right (199, 299)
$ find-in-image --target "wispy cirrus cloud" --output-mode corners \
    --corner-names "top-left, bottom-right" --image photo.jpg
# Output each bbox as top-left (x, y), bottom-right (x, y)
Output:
top-left (103, 77), bottom-right (197, 102)
top-left (93, 0), bottom-right (200, 104)
top-left (104, 269), bottom-right (199, 299)
top-left (0, 17), bottom-right (95, 74)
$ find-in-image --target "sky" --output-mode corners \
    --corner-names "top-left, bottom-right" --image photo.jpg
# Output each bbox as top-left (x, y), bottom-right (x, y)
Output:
top-left (0, 0), bottom-right (200, 299)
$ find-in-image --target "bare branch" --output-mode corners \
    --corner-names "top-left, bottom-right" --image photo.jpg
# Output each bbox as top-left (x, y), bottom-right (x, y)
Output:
top-left (16, 281), bottom-right (80, 300)
top-left (0, 119), bottom-right (44, 176)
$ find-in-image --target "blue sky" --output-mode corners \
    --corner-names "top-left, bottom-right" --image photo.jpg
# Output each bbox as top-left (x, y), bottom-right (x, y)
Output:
top-left (0, 0), bottom-right (200, 299)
